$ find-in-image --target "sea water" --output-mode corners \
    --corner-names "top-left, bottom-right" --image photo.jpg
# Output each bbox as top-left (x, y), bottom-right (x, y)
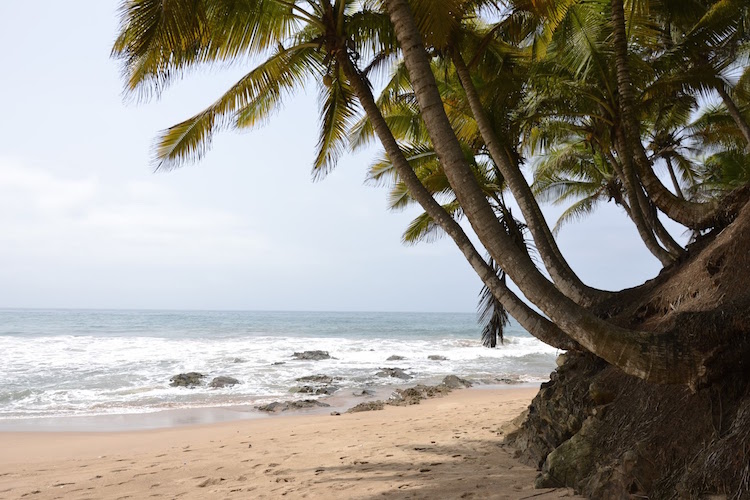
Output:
top-left (0, 309), bottom-right (560, 425)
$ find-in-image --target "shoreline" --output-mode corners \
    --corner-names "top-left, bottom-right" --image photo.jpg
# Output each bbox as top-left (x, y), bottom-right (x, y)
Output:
top-left (0, 382), bottom-right (540, 433)
top-left (0, 386), bottom-right (581, 499)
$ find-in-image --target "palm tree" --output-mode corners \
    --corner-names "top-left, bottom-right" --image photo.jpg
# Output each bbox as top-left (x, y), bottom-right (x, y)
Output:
top-left (113, 0), bottom-right (577, 352)
top-left (114, 0), bottom-right (749, 385)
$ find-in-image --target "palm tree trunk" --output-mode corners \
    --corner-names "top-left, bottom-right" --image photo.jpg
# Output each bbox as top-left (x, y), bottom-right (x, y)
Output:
top-left (605, 146), bottom-right (684, 259)
top-left (385, 0), bottom-right (709, 385)
top-left (715, 83), bottom-right (750, 150)
top-left (451, 50), bottom-right (607, 306)
top-left (664, 156), bottom-right (685, 199)
top-left (609, 0), bottom-right (718, 230)
top-left (337, 52), bottom-right (578, 351)
top-left (614, 129), bottom-right (677, 265)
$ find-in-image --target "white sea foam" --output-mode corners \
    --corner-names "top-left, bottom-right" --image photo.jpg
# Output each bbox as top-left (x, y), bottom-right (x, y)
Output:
top-left (0, 310), bottom-right (561, 419)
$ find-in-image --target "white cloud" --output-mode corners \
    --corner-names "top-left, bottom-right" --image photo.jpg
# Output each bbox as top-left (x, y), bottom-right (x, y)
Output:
top-left (0, 159), bottom-right (270, 266)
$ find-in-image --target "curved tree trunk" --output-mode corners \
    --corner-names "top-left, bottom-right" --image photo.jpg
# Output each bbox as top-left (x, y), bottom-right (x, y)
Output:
top-left (664, 156), bottom-right (685, 199)
top-left (613, 127), bottom-right (677, 265)
top-left (337, 52), bottom-right (578, 351)
top-left (609, 0), bottom-right (719, 230)
top-left (385, 0), bottom-right (712, 386)
top-left (451, 50), bottom-right (608, 306)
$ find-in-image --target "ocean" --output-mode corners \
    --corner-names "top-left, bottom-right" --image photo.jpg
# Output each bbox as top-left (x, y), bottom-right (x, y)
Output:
top-left (0, 309), bottom-right (560, 429)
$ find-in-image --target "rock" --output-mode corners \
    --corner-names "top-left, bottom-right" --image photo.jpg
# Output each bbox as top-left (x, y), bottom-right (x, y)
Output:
top-left (556, 352), bottom-right (568, 368)
top-left (292, 385), bottom-right (339, 395)
top-left (390, 384), bottom-right (451, 406)
top-left (352, 389), bottom-right (376, 397)
top-left (386, 355), bottom-right (405, 361)
top-left (169, 372), bottom-right (205, 388)
top-left (233, 357), bottom-right (246, 363)
top-left (428, 355), bottom-right (448, 361)
top-left (346, 400), bottom-right (385, 413)
top-left (292, 350), bottom-right (333, 361)
top-left (330, 411), bottom-right (341, 416)
top-left (209, 376), bottom-right (240, 388)
top-left (536, 416), bottom-right (603, 489)
top-left (256, 400), bottom-right (331, 412)
top-left (272, 361), bottom-right (286, 365)
top-left (296, 375), bottom-right (335, 384)
top-left (441, 375), bottom-right (473, 389)
top-left (375, 367), bottom-right (412, 380)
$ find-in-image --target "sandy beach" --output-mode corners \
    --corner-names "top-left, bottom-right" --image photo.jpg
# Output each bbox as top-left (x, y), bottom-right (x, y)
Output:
top-left (0, 387), bottom-right (580, 499)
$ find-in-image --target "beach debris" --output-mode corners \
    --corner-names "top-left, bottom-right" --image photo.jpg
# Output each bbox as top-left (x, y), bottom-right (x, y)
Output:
top-left (209, 376), bottom-right (241, 388)
top-left (441, 375), bottom-right (473, 389)
top-left (386, 355), bottom-right (406, 361)
top-left (330, 411), bottom-right (341, 416)
top-left (256, 399), bottom-right (331, 413)
top-left (169, 372), bottom-right (205, 387)
top-left (346, 400), bottom-right (386, 413)
top-left (375, 367), bottom-right (413, 380)
top-left (292, 350), bottom-right (334, 361)
top-left (428, 355), bottom-right (448, 361)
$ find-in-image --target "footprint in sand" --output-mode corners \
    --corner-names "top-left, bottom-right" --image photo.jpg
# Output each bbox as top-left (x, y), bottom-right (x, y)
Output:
top-left (197, 477), bottom-right (225, 488)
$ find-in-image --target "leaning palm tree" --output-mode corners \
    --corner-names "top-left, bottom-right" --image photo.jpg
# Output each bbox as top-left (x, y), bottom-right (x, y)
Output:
top-left (114, 0), bottom-right (750, 387)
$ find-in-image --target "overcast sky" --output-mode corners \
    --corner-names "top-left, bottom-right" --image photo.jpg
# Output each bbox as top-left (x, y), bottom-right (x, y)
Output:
top-left (0, 2), bottom-right (674, 313)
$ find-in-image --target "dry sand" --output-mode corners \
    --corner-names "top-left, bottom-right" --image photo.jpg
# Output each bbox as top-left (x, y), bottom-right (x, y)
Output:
top-left (0, 387), bottom-right (580, 499)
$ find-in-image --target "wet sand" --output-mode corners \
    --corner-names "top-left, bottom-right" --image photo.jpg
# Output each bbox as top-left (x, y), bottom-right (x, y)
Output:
top-left (0, 387), bottom-right (580, 499)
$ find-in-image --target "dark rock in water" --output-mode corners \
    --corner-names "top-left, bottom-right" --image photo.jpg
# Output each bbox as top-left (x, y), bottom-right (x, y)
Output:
top-left (295, 375), bottom-right (335, 384)
top-left (293, 385), bottom-right (339, 396)
top-left (352, 389), bottom-right (376, 397)
top-left (428, 355), bottom-right (448, 361)
top-left (169, 372), bottom-right (205, 387)
top-left (232, 358), bottom-right (246, 363)
top-left (347, 400), bottom-right (385, 413)
top-left (441, 375), bottom-right (473, 389)
top-left (376, 367), bottom-right (412, 380)
top-left (386, 355), bottom-right (405, 361)
top-left (272, 361), bottom-right (286, 365)
top-left (292, 350), bottom-right (333, 361)
top-left (256, 400), bottom-right (331, 413)
top-left (209, 376), bottom-right (240, 388)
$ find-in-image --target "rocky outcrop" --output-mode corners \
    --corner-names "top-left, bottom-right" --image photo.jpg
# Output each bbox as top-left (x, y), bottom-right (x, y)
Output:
top-left (209, 376), bottom-right (240, 388)
top-left (292, 350), bottom-right (333, 361)
top-left (293, 385), bottom-right (339, 395)
top-left (256, 400), bottom-right (331, 412)
top-left (169, 372), bottom-right (205, 387)
top-left (427, 355), bottom-right (448, 361)
top-left (376, 367), bottom-right (412, 380)
top-left (292, 374), bottom-right (339, 395)
top-left (346, 400), bottom-right (385, 413)
top-left (441, 375), bottom-right (473, 389)
top-left (389, 384), bottom-right (452, 406)
top-left (506, 351), bottom-right (750, 499)
top-left (386, 355), bottom-right (405, 361)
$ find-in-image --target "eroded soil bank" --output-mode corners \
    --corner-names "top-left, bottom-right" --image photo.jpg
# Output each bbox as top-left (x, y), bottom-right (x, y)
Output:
top-left (507, 351), bottom-right (750, 499)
